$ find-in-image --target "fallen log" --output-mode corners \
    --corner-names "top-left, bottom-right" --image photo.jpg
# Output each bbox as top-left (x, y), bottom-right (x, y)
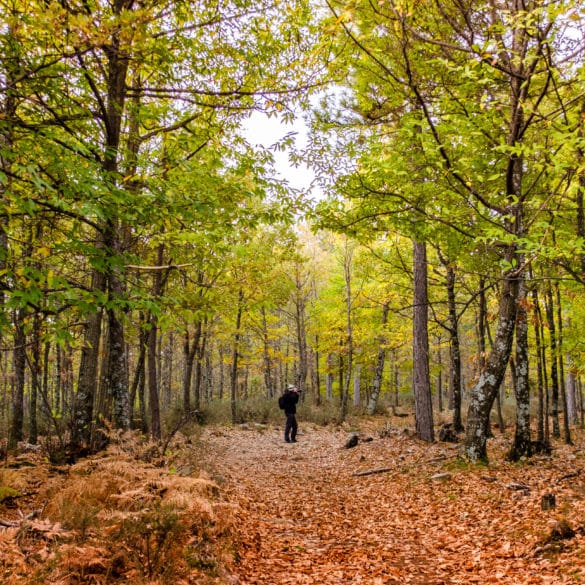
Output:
top-left (353, 466), bottom-right (393, 477)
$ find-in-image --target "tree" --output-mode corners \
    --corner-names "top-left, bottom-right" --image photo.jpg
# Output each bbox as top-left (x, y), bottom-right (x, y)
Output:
top-left (314, 0), bottom-right (585, 460)
top-left (412, 240), bottom-right (434, 442)
top-left (1, 0), bottom-right (320, 450)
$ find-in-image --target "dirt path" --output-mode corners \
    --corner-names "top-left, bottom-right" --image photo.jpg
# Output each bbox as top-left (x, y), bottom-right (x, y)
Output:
top-left (201, 422), bottom-right (584, 585)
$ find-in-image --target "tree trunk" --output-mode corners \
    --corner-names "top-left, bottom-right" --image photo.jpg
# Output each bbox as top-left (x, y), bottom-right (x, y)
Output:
top-left (137, 356), bottom-right (147, 435)
top-left (261, 307), bottom-right (274, 398)
top-left (194, 319), bottom-right (208, 412)
top-left (294, 265), bottom-right (309, 393)
top-left (353, 365), bottom-right (361, 407)
top-left (55, 344), bottom-right (62, 416)
top-left (577, 99), bottom-right (585, 275)
top-left (204, 349), bottom-right (213, 403)
top-left (130, 320), bottom-right (148, 423)
top-left (9, 310), bottom-right (26, 450)
top-left (42, 341), bottom-right (51, 422)
top-left (367, 303), bottom-right (389, 415)
top-left (326, 353), bottom-right (334, 400)
top-left (106, 302), bottom-right (130, 431)
top-left (182, 323), bottom-right (200, 415)
top-left (531, 283), bottom-right (547, 445)
top-left (445, 262), bottom-right (463, 432)
top-left (147, 319), bottom-right (161, 440)
top-left (566, 365), bottom-right (578, 425)
top-left (437, 340), bottom-right (443, 413)
top-left (508, 277), bottom-right (532, 461)
top-left (230, 290), bottom-right (244, 424)
top-left (161, 332), bottom-right (173, 408)
top-left (577, 377), bottom-right (585, 429)
top-left (72, 272), bottom-right (104, 450)
top-left (29, 314), bottom-right (41, 445)
top-left (98, 1), bottom-right (133, 436)
top-left (464, 267), bottom-right (518, 462)
top-left (313, 335), bottom-right (321, 405)
top-left (495, 385), bottom-right (505, 434)
top-left (413, 240), bottom-right (433, 442)
top-left (218, 344), bottom-right (225, 400)
top-left (544, 285), bottom-right (561, 439)
top-left (554, 283), bottom-right (571, 444)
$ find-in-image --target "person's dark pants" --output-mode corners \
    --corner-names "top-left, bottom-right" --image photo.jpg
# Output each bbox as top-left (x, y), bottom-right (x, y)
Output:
top-left (285, 413), bottom-right (297, 442)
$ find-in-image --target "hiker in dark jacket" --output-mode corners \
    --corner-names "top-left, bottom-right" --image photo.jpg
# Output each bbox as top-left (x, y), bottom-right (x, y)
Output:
top-left (281, 384), bottom-right (300, 443)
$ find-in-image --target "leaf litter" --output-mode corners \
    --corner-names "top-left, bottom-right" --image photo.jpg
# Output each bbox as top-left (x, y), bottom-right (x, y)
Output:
top-left (1, 420), bottom-right (584, 584)
top-left (201, 420), bottom-right (585, 585)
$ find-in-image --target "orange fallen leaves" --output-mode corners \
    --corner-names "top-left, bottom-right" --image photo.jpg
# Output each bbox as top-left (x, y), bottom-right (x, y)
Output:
top-left (204, 421), bottom-right (585, 585)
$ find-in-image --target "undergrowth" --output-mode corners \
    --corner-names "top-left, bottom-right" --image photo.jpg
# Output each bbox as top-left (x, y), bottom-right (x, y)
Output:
top-left (0, 430), bottom-right (236, 585)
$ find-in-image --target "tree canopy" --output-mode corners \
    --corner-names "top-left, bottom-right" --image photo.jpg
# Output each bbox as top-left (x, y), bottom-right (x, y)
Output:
top-left (1, 0), bottom-right (585, 465)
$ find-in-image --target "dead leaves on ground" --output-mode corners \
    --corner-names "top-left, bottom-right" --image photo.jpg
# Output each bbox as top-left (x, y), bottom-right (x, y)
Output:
top-left (203, 422), bottom-right (585, 585)
top-left (2, 422), bottom-right (584, 584)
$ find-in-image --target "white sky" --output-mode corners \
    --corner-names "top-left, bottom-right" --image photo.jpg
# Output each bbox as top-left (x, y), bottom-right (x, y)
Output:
top-left (242, 112), bottom-right (315, 193)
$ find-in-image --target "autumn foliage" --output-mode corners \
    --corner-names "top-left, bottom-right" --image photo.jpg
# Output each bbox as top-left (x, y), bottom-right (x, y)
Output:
top-left (0, 431), bottom-right (235, 584)
top-left (1, 418), bottom-right (585, 584)
top-left (209, 421), bottom-right (585, 585)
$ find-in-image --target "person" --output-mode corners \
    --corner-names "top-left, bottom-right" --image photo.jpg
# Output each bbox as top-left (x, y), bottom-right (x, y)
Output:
top-left (281, 384), bottom-right (300, 443)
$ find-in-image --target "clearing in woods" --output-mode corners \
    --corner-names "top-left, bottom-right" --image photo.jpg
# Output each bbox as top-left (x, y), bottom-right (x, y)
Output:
top-left (202, 421), bottom-right (585, 585)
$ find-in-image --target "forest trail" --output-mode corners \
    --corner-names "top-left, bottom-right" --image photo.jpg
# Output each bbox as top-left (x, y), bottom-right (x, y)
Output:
top-left (201, 421), bottom-right (585, 585)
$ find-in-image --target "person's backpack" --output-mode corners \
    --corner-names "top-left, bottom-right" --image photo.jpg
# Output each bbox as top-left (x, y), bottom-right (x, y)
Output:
top-left (278, 394), bottom-right (285, 410)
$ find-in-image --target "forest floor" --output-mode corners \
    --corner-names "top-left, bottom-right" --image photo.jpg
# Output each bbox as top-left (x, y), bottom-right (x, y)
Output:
top-left (201, 418), bottom-right (585, 585)
top-left (1, 416), bottom-right (585, 584)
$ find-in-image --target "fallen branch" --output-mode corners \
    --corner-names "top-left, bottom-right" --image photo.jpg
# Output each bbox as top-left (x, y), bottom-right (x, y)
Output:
top-left (0, 519), bottom-right (18, 528)
top-left (353, 466), bottom-right (393, 477)
top-left (0, 506), bottom-right (45, 529)
top-left (556, 471), bottom-right (580, 484)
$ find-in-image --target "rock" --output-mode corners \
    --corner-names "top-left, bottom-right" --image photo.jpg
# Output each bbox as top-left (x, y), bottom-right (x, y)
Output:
top-left (344, 434), bottom-right (359, 449)
top-left (431, 472), bottom-right (452, 481)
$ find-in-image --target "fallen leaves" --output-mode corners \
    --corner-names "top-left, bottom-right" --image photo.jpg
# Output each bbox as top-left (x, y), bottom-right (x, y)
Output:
top-left (203, 421), bottom-right (585, 585)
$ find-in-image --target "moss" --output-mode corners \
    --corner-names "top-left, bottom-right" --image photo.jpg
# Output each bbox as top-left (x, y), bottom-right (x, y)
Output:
top-left (0, 485), bottom-right (21, 502)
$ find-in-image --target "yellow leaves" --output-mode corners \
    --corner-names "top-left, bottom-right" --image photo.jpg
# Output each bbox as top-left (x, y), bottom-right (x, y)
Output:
top-left (335, 10), bottom-right (353, 25)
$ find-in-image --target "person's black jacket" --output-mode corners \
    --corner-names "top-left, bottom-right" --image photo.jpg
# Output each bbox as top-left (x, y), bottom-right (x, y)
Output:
top-left (281, 390), bottom-right (299, 415)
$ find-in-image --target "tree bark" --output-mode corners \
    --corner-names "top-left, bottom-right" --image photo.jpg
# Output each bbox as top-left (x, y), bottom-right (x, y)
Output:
top-left (182, 322), bottom-right (201, 415)
top-left (230, 290), bottom-right (244, 424)
top-left (353, 365), bottom-right (361, 406)
top-left (8, 310), bottom-right (26, 450)
top-left (194, 319), bottom-right (208, 412)
top-left (340, 241), bottom-right (354, 422)
top-left (445, 262), bottom-right (463, 432)
top-left (555, 283), bottom-right (571, 444)
top-left (531, 283), bottom-right (547, 445)
top-left (464, 268), bottom-right (518, 461)
top-left (29, 313), bottom-right (41, 445)
top-left (130, 319), bottom-right (148, 424)
top-left (294, 264), bottom-right (309, 393)
top-left (313, 334), bottom-right (322, 405)
top-left (147, 320), bottom-right (161, 440)
top-left (261, 307), bottom-right (274, 398)
top-left (72, 272), bottom-right (104, 450)
top-left (413, 240), bottom-right (433, 442)
top-left (544, 285), bottom-right (561, 439)
top-left (367, 302), bottom-right (389, 415)
top-left (326, 353), bottom-right (334, 400)
top-left (508, 277), bottom-right (532, 461)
